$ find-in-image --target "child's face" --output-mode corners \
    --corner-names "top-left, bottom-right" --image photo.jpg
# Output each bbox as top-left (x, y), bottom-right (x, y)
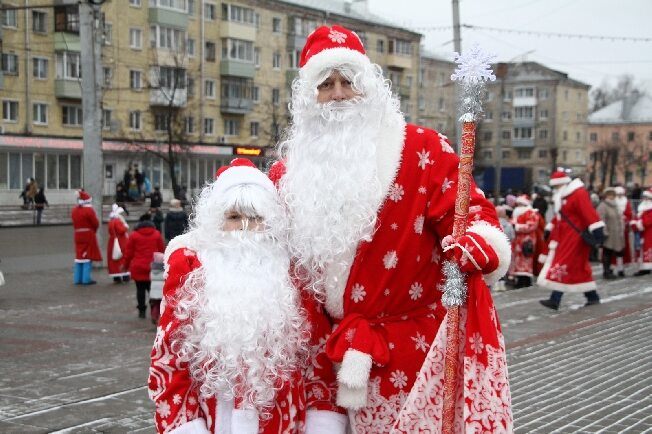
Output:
top-left (223, 210), bottom-right (265, 232)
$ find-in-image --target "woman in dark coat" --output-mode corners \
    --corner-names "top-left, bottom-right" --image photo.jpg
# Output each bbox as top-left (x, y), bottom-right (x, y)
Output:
top-left (164, 199), bottom-right (188, 243)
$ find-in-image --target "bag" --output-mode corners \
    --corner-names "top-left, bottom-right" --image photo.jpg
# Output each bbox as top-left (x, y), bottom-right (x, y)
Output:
top-left (580, 228), bottom-right (599, 248)
top-left (521, 239), bottom-right (534, 257)
top-left (112, 238), bottom-right (123, 260)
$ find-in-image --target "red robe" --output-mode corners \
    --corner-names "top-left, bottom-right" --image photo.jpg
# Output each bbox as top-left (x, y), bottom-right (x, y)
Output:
top-left (149, 246), bottom-right (345, 434)
top-left (537, 179), bottom-right (604, 292)
top-left (613, 199), bottom-right (634, 264)
top-left (71, 205), bottom-right (102, 262)
top-left (285, 125), bottom-right (512, 432)
top-left (107, 217), bottom-right (129, 277)
top-left (632, 201), bottom-right (652, 270)
top-left (509, 206), bottom-right (541, 278)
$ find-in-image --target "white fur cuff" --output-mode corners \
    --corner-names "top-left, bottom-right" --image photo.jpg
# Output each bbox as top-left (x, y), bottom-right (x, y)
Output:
top-left (168, 418), bottom-right (210, 434)
top-left (305, 410), bottom-right (348, 434)
top-left (337, 383), bottom-right (368, 410)
top-left (337, 349), bottom-right (372, 389)
top-left (589, 221), bottom-right (605, 231)
top-left (467, 222), bottom-right (511, 286)
top-left (232, 409), bottom-right (259, 434)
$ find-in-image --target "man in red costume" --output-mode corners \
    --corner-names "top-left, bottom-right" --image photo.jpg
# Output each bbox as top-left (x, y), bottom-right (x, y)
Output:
top-left (631, 188), bottom-right (652, 275)
top-left (276, 25), bottom-right (513, 432)
top-left (148, 159), bottom-right (346, 434)
top-left (538, 171), bottom-right (606, 310)
top-left (614, 186), bottom-right (634, 276)
top-left (71, 190), bottom-right (102, 285)
top-left (509, 194), bottom-right (544, 288)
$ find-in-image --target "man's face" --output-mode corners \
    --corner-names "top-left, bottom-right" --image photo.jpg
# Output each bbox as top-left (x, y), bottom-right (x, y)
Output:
top-left (223, 210), bottom-right (264, 232)
top-left (317, 70), bottom-right (358, 103)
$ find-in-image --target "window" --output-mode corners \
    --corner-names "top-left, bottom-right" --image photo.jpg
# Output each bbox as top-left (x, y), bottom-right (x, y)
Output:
top-left (514, 87), bottom-right (534, 97)
top-left (62, 105), bottom-right (83, 126)
top-left (187, 77), bottom-right (195, 96)
top-left (2, 53), bottom-right (19, 75)
top-left (288, 50), bottom-right (301, 69)
top-left (482, 150), bottom-right (493, 160)
top-left (612, 132), bottom-right (619, 142)
top-left (291, 16), bottom-right (317, 36)
top-left (54, 5), bottom-right (79, 32)
top-left (129, 0), bottom-right (142, 5)
top-left (539, 129), bottom-right (548, 139)
top-left (221, 77), bottom-right (253, 100)
top-left (501, 111), bottom-right (511, 121)
top-left (222, 3), bottom-right (255, 25)
top-left (590, 132), bottom-right (597, 142)
top-left (388, 39), bottom-right (412, 56)
top-left (377, 39), bottom-right (385, 53)
top-left (273, 51), bottom-right (281, 69)
top-left (271, 17), bottom-right (282, 33)
top-left (517, 149), bottom-right (532, 159)
top-left (33, 57), bottom-right (48, 79)
top-left (562, 150), bottom-right (568, 160)
top-left (563, 131), bottom-right (568, 141)
top-left (154, 113), bottom-right (169, 131)
top-left (514, 107), bottom-right (534, 119)
top-left (438, 98), bottom-right (445, 111)
top-left (2, 8), bottom-right (18, 27)
top-left (538, 149), bottom-right (548, 158)
top-left (483, 131), bottom-right (492, 142)
top-left (33, 103), bottom-right (48, 125)
top-left (252, 86), bottom-right (259, 102)
top-left (130, 28), bottom-right (142, 49)
top-left (155, 66), bottom-right (186, 90)
top-left (539, 109), bottom-right (548, 120)
top-left (485, 111), bottom-right (493, 120)
top-left (250, 121), bottom-right (259, 137)
top-left (184, 116), bottom-right (194, 134)
top-left (204, 118), bottom-right (214, 135)
top-left (151, 0), bottom-right (186, 10)
top-left (104, 22), bottom-right (112, 45)
top-left (628, 131), bottom-right (635, 142)
top-left (564, 90), bottom-right (569, 100)
top-left (205, 79), bottom-right (215, 98)
top-left (502, 150), bottom-right (511, 159)
top-left (151, 25), bottom-right (186, 51)
top-left (272, 88), bottom-right (280, 106)
top-left (102, 66), bottom-right (112, 86)
top-left (501, 130), bottom-right (511, 140)
top-left (2, 100), bottom-right (19, 122)
top-left (130, 70), bottom-right (142, 89)
top-left (576, 131), bottom-right (581, 142)
top-left (222, 38), bottom-right (253, 62)
top-left (33, 11), bottom-right (47, 33)
top-left (187, 0), bottom-right (195, 14)
top-left (224, 119), bottom-right (240, 136)
top-left (129, 111), bottom-right (141, 130)
top-left (539, 89), bottom-right (549, 99)
top-left (204, 2), bottom-right (216, 20)
top-left (55, 52), bottom-right (80, 79)
top-left (102, 109), bottom-right (112, 129)
top-left (205, 41), bottom-right (216, 61)
top-left (576, 150), bottom-right (582, 162)
top-left (513, 127), bottom-right (532, 139)
top-left (254, 47), bottom-right (261, 68)
top-left (187, 38), bottom-right (195, 56)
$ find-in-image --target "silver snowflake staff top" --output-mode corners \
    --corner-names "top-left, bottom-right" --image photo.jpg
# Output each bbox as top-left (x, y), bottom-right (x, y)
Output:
top-left (450, 44), bottom-right (497, 123)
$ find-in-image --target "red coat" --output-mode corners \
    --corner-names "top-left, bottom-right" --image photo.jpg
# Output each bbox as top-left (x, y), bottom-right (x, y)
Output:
top-left (632, 201), bottom-right (652, 270)
top-left (537, 179), bottom-right (604, 292)
top-left (613, 199), bottom-right (634, 264)
top-left (71, 205), bottom-right (102, 262)
top-left (107, 217), bottom-right (129, 276)
top-left (123, 223), bottom-right (164, 281)
top-left (149, 246), bottom-right (344, 433)
top-left (510, 206), bottom-right (541, 277)
top-left (286, 124), bottom-right (512, 432)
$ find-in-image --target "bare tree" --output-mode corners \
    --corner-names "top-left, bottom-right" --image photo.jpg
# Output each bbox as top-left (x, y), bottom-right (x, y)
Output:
top-left (589, 74), bottom-right (646, 113)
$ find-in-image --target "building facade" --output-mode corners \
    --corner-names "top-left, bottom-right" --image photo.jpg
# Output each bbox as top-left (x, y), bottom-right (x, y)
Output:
top-left (587, 92), bottom-right (652, 189)
top-left (417, 51), bottom-right (456, 144)
top-left (474, 61), bottom-right (590, 194)
top-left (0, 0), bottom-right (422, 204)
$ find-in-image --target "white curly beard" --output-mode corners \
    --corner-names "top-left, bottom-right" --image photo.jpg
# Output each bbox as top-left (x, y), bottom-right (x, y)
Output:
top-left (172, 231), bottom-right (306, 411)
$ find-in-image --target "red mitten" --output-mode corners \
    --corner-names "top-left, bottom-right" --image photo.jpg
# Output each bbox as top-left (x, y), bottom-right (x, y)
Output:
top-left (444, 232), bottom-right (500, 274)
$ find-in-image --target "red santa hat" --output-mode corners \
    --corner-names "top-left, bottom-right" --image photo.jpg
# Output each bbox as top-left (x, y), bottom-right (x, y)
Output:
top-left (549, 171), bottom-right (571, 186)
top-left (299, 25), bottom-right (370, 81)
top-left (515, 194), bottom-right (531, 206)
top-left (213, 158), bottom-right (275, 197)
top-left (643, 188), bottom-right (652, 200)
top-left (77, 190), bottom-right (92, 204)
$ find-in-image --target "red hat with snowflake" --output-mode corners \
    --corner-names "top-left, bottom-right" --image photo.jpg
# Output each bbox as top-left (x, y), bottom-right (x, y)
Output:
top-left (299, 25), bottom-right (370, 81)
top-left (213, 158), bottom-right (275, 197)
top-left (77, 189), bottom-right (92, 204)
top-left (549, 170), bottom-right (571, 186)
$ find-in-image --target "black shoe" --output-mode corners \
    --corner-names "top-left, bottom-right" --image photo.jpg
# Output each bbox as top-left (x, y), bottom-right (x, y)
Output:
top-left (539, 299), bottom-right (560, 311)
top-left (618, 271), bottom-right (625, 278)
top-left (585, 299), bottom-right (600, 307)
top-left (603, 273), bottom-right (617, 280)
top-left (138, 311), bottom-right (146, 319)
top-left (634, 270), bottom-right (651, 276)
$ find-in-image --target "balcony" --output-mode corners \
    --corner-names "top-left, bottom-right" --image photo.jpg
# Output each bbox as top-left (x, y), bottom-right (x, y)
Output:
top-left (54, 79), bottom-right (82, 99)
top-left (287, 33), bottom-right (307, 50)
top-left (54, 33), bottom-right (80, 52)
top-left (220, 21), bottom-right (256, 41)
top-left (512, 138), bottom-right (535, 148)
top-left (386, 54), bottom-right (412, 69)
top-left (149, 6), bottom-right (188, 29)
top-left (221, 97), bottom-right (253, 115)
top-left (151, 49), bottom-right (189, 68)
top-left (513, 118), bottom-right (535, 128)
top-left (150, 88), bottom-right (187, 107)
top-left (220, 60), bottom-right (255, 79)
top-left (513, 96), bottom-right (537, 107)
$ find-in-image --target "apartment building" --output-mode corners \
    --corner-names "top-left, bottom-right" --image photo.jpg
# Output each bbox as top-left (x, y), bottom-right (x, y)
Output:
top-left (475, 61), bottom-right (590, 192)
top-left (417, 50), bottom-right (456, 144)
top-left (587, 91), bottom-right (652, 189)
top-left (0, 0), bottom-right (421, 204)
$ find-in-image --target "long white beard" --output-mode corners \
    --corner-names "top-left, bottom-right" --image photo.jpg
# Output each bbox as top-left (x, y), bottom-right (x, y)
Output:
top-left (615, 196), bottom-right (628, 214)
top-left (280, 100), bottom-right (386, 294)
top-left (172, 232), bottom-right (306, 410)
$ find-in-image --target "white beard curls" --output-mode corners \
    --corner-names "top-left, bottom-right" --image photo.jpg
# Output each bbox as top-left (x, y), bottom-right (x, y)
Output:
top-left (171, 232), bottom-right (307, 411)
top-left (279, 98), bottom-right (386, 296)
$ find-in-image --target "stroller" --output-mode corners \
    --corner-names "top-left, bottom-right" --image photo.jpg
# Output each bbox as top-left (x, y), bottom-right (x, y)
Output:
top-left (149, 252), bottom-right (165, 325)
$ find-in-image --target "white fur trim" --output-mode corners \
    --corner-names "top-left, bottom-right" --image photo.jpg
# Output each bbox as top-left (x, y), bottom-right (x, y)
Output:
top-left (536, 244), bottom-right (596, 293)
top-left (467, 221), bottom-right (511, 286)
top-left (636, 220), bottom-right (644, 231)
top-left (168, 418), bottom-right (211, 434)
top-left (300, 47), bottom-right (371, 83)
top-left (215, 166), bottom-right (275, 197)
top-left (231, 409), bottom-right (259, 434)
top-left (588, 221), bottom-right (605, 231)
top-left (545, 222), bottom-right (554, 232)
top-left (215, 399), bottom-right (233, 434)
top-left (336, 383), bottom-right (368, 410)
top-left (549, 176), bottom-right (571, 186)
top-left (163, 231), bottom-right (200, 277)
top-left (643, 191), bottom-right (652, 199)
top-left (305, 410), bottom-right (348, 434)
top-left (637, 201), bottom-right (652, 215)
top-left (376, 114), bottom-right (407, 201)
top-left (337, 349), bottom-right (372, 389)
top-left (561, 178), bottom-right (584, 198)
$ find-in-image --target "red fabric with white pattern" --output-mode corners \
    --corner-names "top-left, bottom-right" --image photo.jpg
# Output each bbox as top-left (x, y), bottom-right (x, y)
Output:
top-left (509, 208), bottom-right (541, 278)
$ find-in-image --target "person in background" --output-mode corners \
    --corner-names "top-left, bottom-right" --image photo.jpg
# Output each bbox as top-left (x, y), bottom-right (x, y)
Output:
top-left (148, 252), bottom-right (164, 325)
top-left (509, 195), bottom-right (542, 288)
top-left (596, 187), bottom-right (624, 280)
top-left (124, 213), bottom-right (165, 319)
top-left (614, 186), bottom-right (634, 277)
top-left (20, 178), bottom-right (32, 209)
top-left (115, 181), bottom-right (130, 216)
top-left (532, 192), bottom-right (548, 220)
top-left (107, 204), bottom-right (130, 283)
top-left (631, 187), bottom-right (652, 276)
top-left (164, 198), bottom-right (188, 243)
top-left (149, 207), bottom-right (164, 232)
top-left (71, 190), bottom-right (102, 285)
top-left (149, 186), bottom-right (163, 209)
top-left (33, 186), bottom-right (49, 225)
